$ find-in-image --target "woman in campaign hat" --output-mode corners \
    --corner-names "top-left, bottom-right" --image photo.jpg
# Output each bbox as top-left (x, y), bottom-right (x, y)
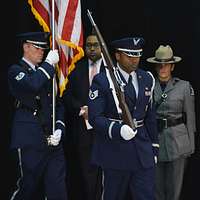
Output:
top-left (147, 45), bottom-right (196, 200)
top-left (147, 45), bottom-right (181, 64)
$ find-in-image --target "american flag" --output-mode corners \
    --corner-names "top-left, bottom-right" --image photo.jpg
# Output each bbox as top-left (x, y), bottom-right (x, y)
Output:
top-left (28, 0), bottom-right (84, 96)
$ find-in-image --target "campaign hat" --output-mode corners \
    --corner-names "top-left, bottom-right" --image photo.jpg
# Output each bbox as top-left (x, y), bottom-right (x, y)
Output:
top-left (146, 45), bottom-right (182, 64)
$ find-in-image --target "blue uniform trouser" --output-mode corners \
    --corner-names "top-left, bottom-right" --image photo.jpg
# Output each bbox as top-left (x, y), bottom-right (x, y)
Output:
top-left (11, 146), bottom-right (67, 200)
top-left (102, 167), bottom-right (155, 200)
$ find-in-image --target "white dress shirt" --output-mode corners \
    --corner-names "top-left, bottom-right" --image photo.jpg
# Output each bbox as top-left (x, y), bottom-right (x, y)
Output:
top-left (88, 58), bottom-right (102, 84)
top-left (22, 57), bottom-right (36, 71)
top-left (117, 64), bottom-right (139, 98)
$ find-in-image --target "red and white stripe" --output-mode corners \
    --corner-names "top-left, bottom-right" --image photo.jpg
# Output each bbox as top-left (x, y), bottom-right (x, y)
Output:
top-left (28, 0), bottom-right (84, 96)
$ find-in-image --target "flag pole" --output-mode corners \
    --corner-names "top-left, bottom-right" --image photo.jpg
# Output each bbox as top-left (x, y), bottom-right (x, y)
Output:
top-left (52, 0), bottom-right (56, 133)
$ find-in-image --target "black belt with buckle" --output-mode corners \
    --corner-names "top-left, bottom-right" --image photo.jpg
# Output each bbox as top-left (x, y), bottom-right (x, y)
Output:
top-left (157, 117), bottom-right (184, 132)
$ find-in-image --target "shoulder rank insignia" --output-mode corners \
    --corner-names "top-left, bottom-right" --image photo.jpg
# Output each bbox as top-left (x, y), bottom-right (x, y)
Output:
top-left (89, 90), bottom-right (98, 100)
top-left (15, 72), bottom-right (25, 81)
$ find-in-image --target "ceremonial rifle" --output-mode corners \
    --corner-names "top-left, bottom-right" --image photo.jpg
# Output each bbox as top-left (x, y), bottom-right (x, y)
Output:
top-left (87, 9), bottom-right (136, 130)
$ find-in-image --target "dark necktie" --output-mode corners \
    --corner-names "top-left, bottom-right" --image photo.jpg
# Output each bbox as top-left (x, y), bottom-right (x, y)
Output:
top-left (125, 75), bottom-right (136, 110)
top-left (160, 81), bottom-right (167, 92)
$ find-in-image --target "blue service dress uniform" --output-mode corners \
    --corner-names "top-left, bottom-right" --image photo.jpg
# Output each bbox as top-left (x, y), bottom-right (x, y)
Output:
top-left (88, 67), bottom-right (159, 200)
top-left (8, 59), bottom-right (67, 200)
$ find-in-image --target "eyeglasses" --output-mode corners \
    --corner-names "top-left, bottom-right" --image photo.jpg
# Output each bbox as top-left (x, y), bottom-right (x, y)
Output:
top-left (86, 43), bottom-right (100, 49)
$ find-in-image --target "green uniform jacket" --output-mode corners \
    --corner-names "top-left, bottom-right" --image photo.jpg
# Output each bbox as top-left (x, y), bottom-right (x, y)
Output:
top-left (154, 77), bottom-right (196, 161)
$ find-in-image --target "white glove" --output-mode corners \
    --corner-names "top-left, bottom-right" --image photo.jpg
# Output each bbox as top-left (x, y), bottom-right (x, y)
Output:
top-left (154, 156), bottom-right (158, 164)
top-left (49, 129), bottom-right (62, 146)
top-left (45, 49), bottom-right (59, 65)
top-left (120, 125), bottom-right (137, 140)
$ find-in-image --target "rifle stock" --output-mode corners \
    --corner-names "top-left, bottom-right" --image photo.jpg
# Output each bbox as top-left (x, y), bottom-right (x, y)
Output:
top-left (87, 10), bottom-right (136, 130)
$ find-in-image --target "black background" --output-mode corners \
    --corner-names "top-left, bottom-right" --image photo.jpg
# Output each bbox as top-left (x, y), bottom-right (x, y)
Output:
top-left (1, 0), bottom-right (200, 199)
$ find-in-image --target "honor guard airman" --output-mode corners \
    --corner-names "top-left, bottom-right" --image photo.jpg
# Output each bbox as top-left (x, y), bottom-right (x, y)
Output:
top-left (88, 37), bottom-right (159, 200)
top-left (8, 32), bottom-right (68, 200)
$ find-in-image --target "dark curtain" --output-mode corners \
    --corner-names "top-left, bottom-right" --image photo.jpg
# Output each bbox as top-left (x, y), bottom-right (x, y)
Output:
top-left (1, 0), bottom-right (199, 199)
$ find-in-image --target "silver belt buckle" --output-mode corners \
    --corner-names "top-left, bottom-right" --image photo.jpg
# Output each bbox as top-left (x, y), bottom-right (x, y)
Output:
top-left (133, 118), bottom-right (137, 127)
top-left (133, 118), bottom-right (144, 128)
top-left (163, 118), bottom-right (167, 128)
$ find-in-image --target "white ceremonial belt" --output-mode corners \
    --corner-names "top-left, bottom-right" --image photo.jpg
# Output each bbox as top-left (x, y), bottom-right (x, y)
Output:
top-left (108, 118), bottom-right (144, 128)
top-left (108, 118), bottom-right (123, 123)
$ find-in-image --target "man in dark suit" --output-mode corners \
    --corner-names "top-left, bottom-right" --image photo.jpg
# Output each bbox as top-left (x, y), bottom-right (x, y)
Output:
top-left (63, 33), bottom-right (103, 200)
top-left (8, 32), bottom-right (67, 200)
top-left (88, 37), bottom-right (159, 200)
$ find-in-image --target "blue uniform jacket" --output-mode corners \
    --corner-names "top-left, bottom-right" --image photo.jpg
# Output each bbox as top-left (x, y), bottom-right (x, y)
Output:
top-left (88, 68), bottom-right (159, 170)
top-left (8, 60), bottom-right (65, 149)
